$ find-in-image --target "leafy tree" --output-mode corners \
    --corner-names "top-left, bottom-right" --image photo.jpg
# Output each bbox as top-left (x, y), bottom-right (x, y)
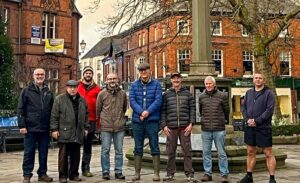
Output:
top-left (0, 5), bottom-right (17, 111)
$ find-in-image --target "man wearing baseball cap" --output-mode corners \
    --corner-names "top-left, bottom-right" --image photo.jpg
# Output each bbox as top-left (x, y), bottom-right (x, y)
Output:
top-left (78, 66), bottom-right (101, 177)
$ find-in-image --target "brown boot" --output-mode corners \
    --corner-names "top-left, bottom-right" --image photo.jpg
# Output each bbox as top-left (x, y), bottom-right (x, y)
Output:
top-left (23, 176), bottom-right (31, 183)
top-left (38, 174), bottom-right (53, 182)
top-left (132, 156), bottom-right (142, 181)
top-left (152, 155), bottom-right (160, 181)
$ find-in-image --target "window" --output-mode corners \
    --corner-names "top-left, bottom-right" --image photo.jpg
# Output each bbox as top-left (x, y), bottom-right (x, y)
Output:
top-left (241, 26), bottom-right (249, 37)
top-left (279, 28), bottom-right (288, 38)
top-left (97, 73), bottom-right (101, 85)
top-left (177, 49), bottom-right (190, 72)
top-left (142, 33), bottom-right (146, 46)
top-left (211, 21), bottom-right (222, 36)
top-left (97, 60), bottom-right (101, 70)
top-left (139, 57), bottom-right (145, 64)
top-left (177, 20), bottom-right (189, 35)
top-left (127, 39), bottom-right (131, 50)
top-left (162, 52), bottom-right (166, 78)
top-left (42, 13), bottom-right (56, 39)
top-left (162, 26), bottom-right (167, 38)
top-left (242, 50), bottom-right (254, 76)
top-left (154, 54), bottom-right (158, 78)
top-left (138, 34), bottom-right (142, 47)
top-left (46, 69), bottom-right (59, 94)
top-left (154, 27), bottom-right (158, 41)
top-left (1, 8), bottom-right (8, 34)
top-left (280, 51), bottom-right (291, 76)
top-left (212, 49), bottom-right (223, 76)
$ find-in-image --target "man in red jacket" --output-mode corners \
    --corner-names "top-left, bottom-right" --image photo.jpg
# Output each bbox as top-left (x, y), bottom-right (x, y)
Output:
top-left (78, 66), bottom-right (101, 177)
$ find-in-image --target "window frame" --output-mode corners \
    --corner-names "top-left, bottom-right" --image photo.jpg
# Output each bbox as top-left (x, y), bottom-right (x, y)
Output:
top-left (177, 49), bottom-right (190, 72)
top-left (280, 51), bottom-right (291, 76)
top-left (211, 20), bottom-right (222, 36)
top-left (212, 49), bottom-right (223, 77)
top-left (177, 20), bottom-right (189, 35)
top-left (242, 50), bottom-right (254, 77)
top-left (42, 13), bottom-right (56, 40)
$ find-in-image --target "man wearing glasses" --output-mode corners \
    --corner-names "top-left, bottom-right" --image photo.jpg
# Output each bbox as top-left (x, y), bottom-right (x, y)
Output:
top-left (96, 73), bottom-right (127, 180)
top-left (18, 68), bottom-right (54, 183)
top-left (129, 63), bottom-right (162, 181)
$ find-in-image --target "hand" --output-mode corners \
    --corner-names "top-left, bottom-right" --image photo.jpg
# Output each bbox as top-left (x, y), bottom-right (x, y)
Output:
top-left (184, 123), bottom-right (192, 136)
top-left (163, 126), bottom-right (171, 136)
top-left (140, 115), bottom-right (144, 122)
top-left (141, 111), bottom-right (149, 118)
top-left (19, 128), bottom-right (27, 134)
top-left (52, 131), bottom-right (59, 139)
top-left (84, 130), bottom-right (88, 137)
top-left (247, 119), bottom-right (256, 127)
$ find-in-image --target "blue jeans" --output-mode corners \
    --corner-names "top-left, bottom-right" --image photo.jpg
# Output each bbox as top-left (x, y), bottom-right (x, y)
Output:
top-left (101, 131), bottom-right (125, 174)
top-left (23, 132), bottom-right (50, 177)
top-left (132, 121), bottom-right (160, 156)
top-left (201, 130), bottom-right (229, 176)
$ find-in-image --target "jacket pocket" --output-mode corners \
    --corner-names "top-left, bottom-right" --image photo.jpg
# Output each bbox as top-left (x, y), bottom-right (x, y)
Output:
top-left (59, 126), bottom-right (71, 140)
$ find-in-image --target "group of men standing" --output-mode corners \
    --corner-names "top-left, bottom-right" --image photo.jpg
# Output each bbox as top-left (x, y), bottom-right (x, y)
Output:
top-left (17, 63), bottom-right (277, 183)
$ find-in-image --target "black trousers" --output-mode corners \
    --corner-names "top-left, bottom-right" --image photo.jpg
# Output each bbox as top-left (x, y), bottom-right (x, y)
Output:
top-left (58, 143), bottom-right (81, 179)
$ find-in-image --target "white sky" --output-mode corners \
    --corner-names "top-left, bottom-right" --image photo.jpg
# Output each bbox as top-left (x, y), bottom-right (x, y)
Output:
top-left (76, 0), bottom-right (115, 53)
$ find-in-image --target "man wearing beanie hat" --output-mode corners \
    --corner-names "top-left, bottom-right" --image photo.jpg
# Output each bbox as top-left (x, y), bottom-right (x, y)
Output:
top-left (78, 66), bottom-right (101, 177)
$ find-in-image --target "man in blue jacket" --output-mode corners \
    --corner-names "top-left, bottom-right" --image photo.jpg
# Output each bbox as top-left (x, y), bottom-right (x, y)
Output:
top-left (129, 63), bottom-right (162, 182)
top-left (18, 68), bottom-right (54, 183)
top-left (238, 73), bottom-right (276, 183)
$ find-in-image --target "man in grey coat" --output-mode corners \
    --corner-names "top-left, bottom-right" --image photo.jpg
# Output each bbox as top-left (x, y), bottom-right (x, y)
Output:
top-left (50, 80), bottom-right (89, 183)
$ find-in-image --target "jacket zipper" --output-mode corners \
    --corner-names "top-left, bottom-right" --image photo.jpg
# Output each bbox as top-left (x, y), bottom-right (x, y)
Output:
top-left (176, 91), bottom-right (180, 128)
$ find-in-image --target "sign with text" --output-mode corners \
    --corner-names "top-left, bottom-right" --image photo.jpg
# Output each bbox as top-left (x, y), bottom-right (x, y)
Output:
top-left (31, 26), bottom-right (40, 44)
top-left (45, 39), bottom-right (64, 53)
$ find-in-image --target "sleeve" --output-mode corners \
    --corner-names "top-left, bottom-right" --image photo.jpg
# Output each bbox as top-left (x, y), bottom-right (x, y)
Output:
top-left (17, 89), bottom-right (27, 129)
top-left (160, 92), bottom-right (167, 128)
top-left (96, 91), bottom-right (103, 119)
top-left (242, 91), bottom-right (249, 125)
top-left (83, 100), bottom-right (90, 130)
top-left (123, 92), bottom-right (128, 114)
top-left (189, 93), bottom-right (196, 124)
top-left (129, 83), bottom-right (143, 116)
top-left (221, 92), bottom-right (230, 123)
top-left (50, 97), bottom-right (60, 131)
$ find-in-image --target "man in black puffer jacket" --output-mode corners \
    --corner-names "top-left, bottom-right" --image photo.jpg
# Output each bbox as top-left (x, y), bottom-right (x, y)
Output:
top-left (198, 76), bottom-right (229, 183)
top-left (160, 72), bottom-right (195, 182)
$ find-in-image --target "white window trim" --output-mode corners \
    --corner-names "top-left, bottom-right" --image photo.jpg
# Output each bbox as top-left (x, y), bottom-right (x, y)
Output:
top-left (162, 52), bottom-right (166, 78)
top-left (42, 13), bottom-right (56, 40)
top-left (241, 25), bottom-right (249, 37)
top-left (154, 27), bottom-right (158, 42)
top-left (242, 50), bottom-right (254, 78)
top-left (138, 34), bottom-right (142, 47)
top-left (3, 8), bottom-right (8, 34)
top-left (177, 49), bottom-right (190, 72)
top-left (142, 33), bottom-right (146, 46)
top-left (154, 54), bottom-right (158, 78)
top-left (280, 51), bottom-right (291, 76)
top-left (177, 20), bottom-right (189, 35)
top-left (212, 49), bottom-right (223, 77)
top-left (279, 29), bottom-right (288, 38)
top-left (211, 20), bottom-right (222, 36)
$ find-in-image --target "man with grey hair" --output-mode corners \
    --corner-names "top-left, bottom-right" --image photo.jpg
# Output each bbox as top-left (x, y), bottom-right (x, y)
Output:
top-left (18, 68), bottom-right (54, 183)
top-left (198, 76), bottom-right (229, 183)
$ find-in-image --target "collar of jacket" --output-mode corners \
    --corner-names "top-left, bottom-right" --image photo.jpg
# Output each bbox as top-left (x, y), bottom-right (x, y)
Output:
top-left (79, 79), bottom-right (97, 90)
top-left (66, 92), bottom-right (80, 100)
top-left (139, 76), bottom-right (152, 85)
top-left (169, 86), bottom-right (186, 92)
top-left (106, 84), bottom-right (121, 94)
top-left (29, 82), bottom-right (48, 92)
top-left (204, 87), bottom-right (217, 96)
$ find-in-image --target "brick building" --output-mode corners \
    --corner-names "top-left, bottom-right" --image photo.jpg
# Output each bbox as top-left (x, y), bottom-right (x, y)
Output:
top-left (81, 0), bottom-right (300, 123)
top-left (2, 0), bottom-right (81, 94)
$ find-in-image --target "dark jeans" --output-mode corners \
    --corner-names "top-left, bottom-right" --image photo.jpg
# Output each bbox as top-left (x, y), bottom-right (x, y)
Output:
top-left (22, 132), bottom-right (50, 177)
top-left (166, 128), bottom-right (194, 176)
top-left (81, 122), bottom-right (96, 172)
top-left (132, 121), bottom-right (160, 156)
top-left (58, 143), bottom-right (81, 179)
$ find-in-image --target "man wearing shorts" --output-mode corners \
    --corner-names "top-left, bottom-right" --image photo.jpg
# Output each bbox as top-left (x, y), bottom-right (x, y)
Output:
top-left (238, 73), bottom-right (276, 183)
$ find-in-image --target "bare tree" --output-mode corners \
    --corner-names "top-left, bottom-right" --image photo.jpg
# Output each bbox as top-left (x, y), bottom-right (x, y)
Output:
top-left (89, 0), bottom-right (300, 120)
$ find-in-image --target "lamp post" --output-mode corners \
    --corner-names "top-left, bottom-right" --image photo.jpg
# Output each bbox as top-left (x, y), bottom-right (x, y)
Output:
top-left (79, 39), bottom-right (86, 55)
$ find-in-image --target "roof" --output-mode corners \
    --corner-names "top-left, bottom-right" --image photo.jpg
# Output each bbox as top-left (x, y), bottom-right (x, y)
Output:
top-left (81, 36), bottom-right (123, 59)
top-left (72, 0), bottom-right (82, 18)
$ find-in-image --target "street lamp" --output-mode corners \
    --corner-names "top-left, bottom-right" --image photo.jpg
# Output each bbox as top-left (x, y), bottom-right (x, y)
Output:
top-left (79, 40), bottom-right (86, 55)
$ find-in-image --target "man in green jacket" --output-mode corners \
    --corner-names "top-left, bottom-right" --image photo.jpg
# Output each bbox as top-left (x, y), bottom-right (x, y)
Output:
top-left (50, 80), bottom-right (89, 183)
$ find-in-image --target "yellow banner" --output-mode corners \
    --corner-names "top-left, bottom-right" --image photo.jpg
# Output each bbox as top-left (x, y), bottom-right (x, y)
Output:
top-left (45, 39), bottom-right (64, 53)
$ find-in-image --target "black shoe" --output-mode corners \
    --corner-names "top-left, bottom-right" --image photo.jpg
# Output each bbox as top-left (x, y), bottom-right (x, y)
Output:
top-left (69, 177), bottom-right (81, 181)
top-left (201, 174), bottom-right (212, 182)
top-left (237, 175), bottom-right (253, 183)
top-left (115, 173), bottom-right (125, 180)
top-left (102, 172), bottom-right (110, 180)
top-left (269, 179), bottom-right (277, 183)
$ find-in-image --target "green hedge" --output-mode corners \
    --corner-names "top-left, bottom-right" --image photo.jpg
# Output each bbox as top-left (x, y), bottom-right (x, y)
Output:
top-left (272, 125), bottom-right (300, 136)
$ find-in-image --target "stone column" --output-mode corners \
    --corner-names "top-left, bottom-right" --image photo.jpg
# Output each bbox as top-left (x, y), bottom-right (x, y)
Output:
top-left (189, 0), bottom-right (215, 76)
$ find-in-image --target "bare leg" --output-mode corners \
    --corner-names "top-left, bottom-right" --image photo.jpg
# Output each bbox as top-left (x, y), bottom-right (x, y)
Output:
top-left (246, 145), bottom-right (257, 172)
top-left (263, 147), bottom-right (276, 175)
